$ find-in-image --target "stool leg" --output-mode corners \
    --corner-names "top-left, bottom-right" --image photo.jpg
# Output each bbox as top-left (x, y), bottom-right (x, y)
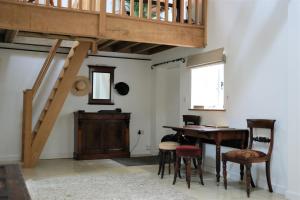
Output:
top-left (197, 156), bottom-right (204, 185)
top-left (240, 164), bottom-right (244, 181)
top-left (158, 150), bottom-right (162, 176)
top-left (192, 158), bottom-right (198, 169)
top-left (161, 151), bottom-right (166, 179)
top-left (173, 156), bottom-right (180, 185)
top-left (178, 156), bottom-right (182, 179)
top-left (223, 160), bottom-right (227, 190)
top-left (168, 151), bottom-right (171, 175)
top-left (186, 158), bottom-right (191, 189)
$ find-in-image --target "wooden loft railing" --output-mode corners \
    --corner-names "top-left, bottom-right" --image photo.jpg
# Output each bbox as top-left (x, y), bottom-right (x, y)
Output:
top-left (0, 0), bottom-right (208, 52)
top-left (20, 0), bottom-right (206, 25)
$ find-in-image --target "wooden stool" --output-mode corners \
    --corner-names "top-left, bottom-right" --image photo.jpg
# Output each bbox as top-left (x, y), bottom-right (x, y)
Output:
top-left (173, 145), bottom-right (204, 188)
top-left (158, 142), bottom-right (179, 179)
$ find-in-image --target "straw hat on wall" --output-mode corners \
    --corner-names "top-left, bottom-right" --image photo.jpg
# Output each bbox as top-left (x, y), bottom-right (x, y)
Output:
top-left (71, 76), bottom-right (91, 96)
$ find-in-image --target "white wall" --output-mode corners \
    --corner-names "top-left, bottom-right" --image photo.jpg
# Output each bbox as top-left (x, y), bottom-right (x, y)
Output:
top-left (0, 48), bottom-right (154, 161)
top-left (152, 0), bottom-right (289, 195)
top-left (152, 65), bottom-right (181, 148)
top-left (286, 1), bottom-right (300, 200)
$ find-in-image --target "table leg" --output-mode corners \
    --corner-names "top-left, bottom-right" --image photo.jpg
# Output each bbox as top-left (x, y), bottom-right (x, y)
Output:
top-left (216, 144), bottom-right (221, 184)
top-left (240, 164), bottom-right (244, 180)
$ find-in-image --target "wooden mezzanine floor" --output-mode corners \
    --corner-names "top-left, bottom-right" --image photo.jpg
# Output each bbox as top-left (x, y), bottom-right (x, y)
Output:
top-left (0, 0), bottom-right (207, 55)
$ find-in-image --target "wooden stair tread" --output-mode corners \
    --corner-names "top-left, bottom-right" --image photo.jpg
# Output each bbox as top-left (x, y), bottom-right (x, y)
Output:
top-left (27, 41), bottom-right (91, 167)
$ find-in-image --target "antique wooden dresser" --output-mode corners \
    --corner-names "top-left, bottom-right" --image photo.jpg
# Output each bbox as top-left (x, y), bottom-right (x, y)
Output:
top-left (74, 110), bottom-right (130, 160)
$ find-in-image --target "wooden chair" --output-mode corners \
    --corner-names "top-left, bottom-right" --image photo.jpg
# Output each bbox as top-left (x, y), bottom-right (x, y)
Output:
top-left (183, 115), bottom-right (201, 126)
top-left (222, 119), bottom-right (276, 197)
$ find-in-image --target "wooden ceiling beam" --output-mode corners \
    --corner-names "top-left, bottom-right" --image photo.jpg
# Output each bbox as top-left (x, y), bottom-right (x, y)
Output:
top-left (147, 45), bottom-right (174, 54)
top-left (131, 43), bottom-right (161, 54)
top-left (98, 40), bottom-right (119, 51)
top-left (112, 41), bottom-right (139, 52)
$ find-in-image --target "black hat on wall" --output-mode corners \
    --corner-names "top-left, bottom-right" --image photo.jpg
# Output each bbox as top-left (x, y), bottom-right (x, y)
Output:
top-left (114, 82), bottom-right (129, 96)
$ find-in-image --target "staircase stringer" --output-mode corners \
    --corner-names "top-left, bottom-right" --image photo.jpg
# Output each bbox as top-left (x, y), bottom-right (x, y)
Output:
top-left (28, 41), bottom-right (91, 167)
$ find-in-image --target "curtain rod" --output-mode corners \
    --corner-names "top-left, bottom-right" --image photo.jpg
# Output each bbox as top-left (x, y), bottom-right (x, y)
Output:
top-left (151, 58), bottom-right (185, 69)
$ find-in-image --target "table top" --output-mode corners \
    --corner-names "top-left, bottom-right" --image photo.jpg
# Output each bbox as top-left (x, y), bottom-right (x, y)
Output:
top-left (163, 125), bottom-right (249, 133)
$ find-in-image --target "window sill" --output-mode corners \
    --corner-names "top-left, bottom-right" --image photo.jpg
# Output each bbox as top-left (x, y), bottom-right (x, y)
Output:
top-left (189, 108), bottom-right (226, 112)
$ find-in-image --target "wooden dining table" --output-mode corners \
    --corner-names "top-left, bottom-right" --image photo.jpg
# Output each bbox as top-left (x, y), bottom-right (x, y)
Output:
top-left (163, 125), bottom-right (249, 184)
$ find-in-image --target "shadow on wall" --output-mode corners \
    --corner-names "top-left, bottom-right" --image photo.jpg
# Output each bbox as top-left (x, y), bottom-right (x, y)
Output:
top-left (228, 0), bottom-right (287, 99)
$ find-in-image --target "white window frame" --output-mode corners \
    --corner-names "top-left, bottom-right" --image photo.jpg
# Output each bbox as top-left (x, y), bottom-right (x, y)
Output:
top-left (190, 62), bottom-right (225, 111)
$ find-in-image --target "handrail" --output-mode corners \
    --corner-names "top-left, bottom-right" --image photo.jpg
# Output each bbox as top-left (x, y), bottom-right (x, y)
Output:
top-left (16, 0), bottom-right (206, 27)
top-left (31, 39), bottom-right (62, 97)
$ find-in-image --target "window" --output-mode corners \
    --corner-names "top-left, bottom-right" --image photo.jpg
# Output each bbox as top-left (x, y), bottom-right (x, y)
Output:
top-left (191, 63), bottom-right (224, 110)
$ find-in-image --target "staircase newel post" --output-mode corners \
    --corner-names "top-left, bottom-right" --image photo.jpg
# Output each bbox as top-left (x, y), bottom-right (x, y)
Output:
top-left (22, 89), bottom-right (33, 168)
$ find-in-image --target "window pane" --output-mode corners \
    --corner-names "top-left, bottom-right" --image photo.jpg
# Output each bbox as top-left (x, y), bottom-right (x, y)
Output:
top-left (191, 63), bottom-right (224, 109)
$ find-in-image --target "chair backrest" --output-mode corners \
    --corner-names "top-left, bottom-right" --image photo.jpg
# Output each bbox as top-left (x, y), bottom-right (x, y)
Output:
top-left (183, 115), bottom-right (201, 125)
top-left (247, 119), bottom-right (276, 159)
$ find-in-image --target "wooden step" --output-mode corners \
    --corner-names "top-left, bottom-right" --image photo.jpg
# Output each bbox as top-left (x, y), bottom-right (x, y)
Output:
top-left (67, 49), bottom-right (74, 59)
top-left (29, 41), bottom-right (91, 167)
top-left (63, 60), bottom-right (70, 69)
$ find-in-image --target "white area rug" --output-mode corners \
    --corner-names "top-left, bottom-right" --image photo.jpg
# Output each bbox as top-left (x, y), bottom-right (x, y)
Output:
top-left (26, 172), bottom-right (198, 200)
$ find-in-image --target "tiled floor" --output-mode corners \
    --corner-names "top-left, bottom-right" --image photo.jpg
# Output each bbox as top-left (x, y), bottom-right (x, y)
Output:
top-left (19, 159), bottom-right (287, 200)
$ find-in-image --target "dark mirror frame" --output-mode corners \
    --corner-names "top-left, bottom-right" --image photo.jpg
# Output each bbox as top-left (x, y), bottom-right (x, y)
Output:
top-left (88, 65), bottom-right (116, 105)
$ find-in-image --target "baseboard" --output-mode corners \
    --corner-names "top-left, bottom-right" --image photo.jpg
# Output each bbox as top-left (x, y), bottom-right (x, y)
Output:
top-left (286, 190), bottom-right (300, 200)
top-left (130, 153), bottom-right (154, 157)
top-left (0, 154), bottom-right (20, 162)
top-left (40, 153), bottom-right (73, 159)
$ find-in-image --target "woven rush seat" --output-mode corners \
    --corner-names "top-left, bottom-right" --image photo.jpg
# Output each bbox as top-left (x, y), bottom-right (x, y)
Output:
top-left (223, 149), bottom-right (267, 162)
top-left (176, 145), bottom-right (202, 157)
top-left (159, 142), bottom-right (180, 150)
top-left (158, 142), bottom-right (179, 179)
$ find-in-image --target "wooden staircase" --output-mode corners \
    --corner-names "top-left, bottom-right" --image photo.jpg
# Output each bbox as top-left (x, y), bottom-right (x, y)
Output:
top-left (22, 40), bottom-right (91, 168)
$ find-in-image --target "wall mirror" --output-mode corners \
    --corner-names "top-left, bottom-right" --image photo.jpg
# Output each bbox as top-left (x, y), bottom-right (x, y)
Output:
top-left (88, 65), bottom-right (115, 105)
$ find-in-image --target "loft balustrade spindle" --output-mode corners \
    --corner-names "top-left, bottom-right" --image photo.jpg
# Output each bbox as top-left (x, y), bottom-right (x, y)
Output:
top-left (172, 0), bottom-right (176, 22)
top-left (188, 0), bottom-right (192, 24)
top-left (112, 0), bottom-right (115, 14)
top-left (79, 0), bottom-right (82, 10)
top-left (139, 0), bottom-right (143, 18)
top-left (164, 0), bottom-right (168, 21)
top-left (147, 0), bottom-right (152, 19)
top-left (89, 0), bottom-right (92, 11)
top-left (180, 0), bottom-right (184, 23)
top-left (203, 0), bottom-right (207, 45)
top-left (121, 0), bottom-right (125, 15)
top-left (195, 0), bottom-right (199, 25)
top-left (130, 0), bottom-right (134, 16)
top-left (157, 0), bottom-right (160, 21)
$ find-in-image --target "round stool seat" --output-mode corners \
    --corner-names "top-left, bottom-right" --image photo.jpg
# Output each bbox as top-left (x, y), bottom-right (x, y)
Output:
top-left (176, 145), bottom-right (202, 157)
top-left (159, 142), bottom-right (180, 150)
